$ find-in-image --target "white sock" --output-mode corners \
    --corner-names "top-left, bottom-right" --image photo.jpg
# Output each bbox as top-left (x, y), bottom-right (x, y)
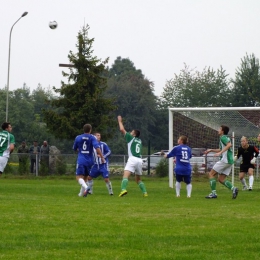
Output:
top-left (78, 186), bottom-right (85, 196)
top-left (186, 183), bottom-right (192, 197)
top-left (106, 181), bottom-right (113, 194)
top-left (241, 178), bottom-right (247, 187)
top-left (78, 178), bottom-right (88, 190)
top-left (175, 182), bottom-right (181, 196)
top-left (249, 176), bottom-right (254, 187)
top-left (87, 179), bottom-right (93, 193)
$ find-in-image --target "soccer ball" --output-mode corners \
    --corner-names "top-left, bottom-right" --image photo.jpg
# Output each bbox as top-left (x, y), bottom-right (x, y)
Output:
top-left (49, 21), bottom-right (58, 29)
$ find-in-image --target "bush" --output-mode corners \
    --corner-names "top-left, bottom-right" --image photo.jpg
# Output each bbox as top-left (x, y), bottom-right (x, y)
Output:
top-left (55, 156), bottom-right (67, 175)
top-left (155, 158), bottom-right (169, 177)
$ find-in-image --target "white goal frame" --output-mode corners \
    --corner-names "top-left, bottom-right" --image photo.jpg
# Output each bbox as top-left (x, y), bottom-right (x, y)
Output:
top-left (168, 107), bottom-right (260, 188)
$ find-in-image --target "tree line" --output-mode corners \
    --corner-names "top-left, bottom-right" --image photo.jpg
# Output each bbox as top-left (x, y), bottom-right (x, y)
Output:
top-left (1, 25), bottom-right (260, 154)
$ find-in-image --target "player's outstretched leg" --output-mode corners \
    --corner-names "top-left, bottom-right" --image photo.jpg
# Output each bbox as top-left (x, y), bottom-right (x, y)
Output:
top-left (106, 181), bottom-right (113, 195)
top-left (138, 180), bottom-right (148, 197)
top-left (119, 178), bottom-right (128, 197)
top-left (232, 187), bottom-right (239, 199)
top-left (205, 178), bottom-right (217, 199)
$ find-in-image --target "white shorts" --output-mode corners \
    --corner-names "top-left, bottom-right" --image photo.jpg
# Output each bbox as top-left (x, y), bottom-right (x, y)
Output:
top-left (0, 157), bottom-right (8, 173)
top-left (213, 161), bottom-right (232, 176)
top-left (125, 156), bottom-right (143, 175)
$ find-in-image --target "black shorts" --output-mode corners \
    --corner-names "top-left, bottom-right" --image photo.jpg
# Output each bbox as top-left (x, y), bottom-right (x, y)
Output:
top-left (240, 164), bottom-right (255, 173)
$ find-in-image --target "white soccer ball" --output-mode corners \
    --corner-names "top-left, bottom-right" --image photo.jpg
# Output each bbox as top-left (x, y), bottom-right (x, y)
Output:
top-left (49, 21), bottom-right (58, 29)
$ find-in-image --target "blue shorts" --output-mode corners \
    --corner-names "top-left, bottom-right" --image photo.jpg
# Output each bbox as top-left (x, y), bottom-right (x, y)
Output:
top-left (175, 174), bottom-right (192, 184)
top-left (75, 164), bottom-right (92, 176)
top-left (90, 164), bottom-right (109, 179)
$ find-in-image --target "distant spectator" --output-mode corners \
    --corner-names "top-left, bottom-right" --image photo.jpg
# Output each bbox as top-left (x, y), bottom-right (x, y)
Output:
top-left (17, 141), bottom-right (29, 174)
top-left (29, 141), bottom-right (40, 174)
top-left (40, 140), bottom-right (50, 175)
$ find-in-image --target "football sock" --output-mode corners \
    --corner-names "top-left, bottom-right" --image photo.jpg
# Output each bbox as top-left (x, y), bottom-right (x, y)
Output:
top-left (223, 180), bottom-right (233, 190)
top-left (186, 183), bottom-right (192, 197)
top-left (121, 178), bottom-right (128, 190)
top-left (249, 176), bottom-right (254, 187)
top-left (241, 178), bottom-right (247, 186)
top-left (138, 181), bottom-right (147, 193)
top-left (175, 182), bottom-right (181, 196)
top-left (79, 186), bottom-right (85, 196)
top-left (87, 179), bottom-right (93, 193)
top-left (106, 181), bottom-right (113, 194)
top-left (209, 178), bottom-right (216, 192)
top-left (78, 178), bottom-right (87, 190)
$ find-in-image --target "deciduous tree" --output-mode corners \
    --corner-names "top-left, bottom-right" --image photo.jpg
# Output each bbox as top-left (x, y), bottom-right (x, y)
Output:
top-left (231, 53), bottom-right (260, 107)
top-left (160, 64), bottom-right (231, 108)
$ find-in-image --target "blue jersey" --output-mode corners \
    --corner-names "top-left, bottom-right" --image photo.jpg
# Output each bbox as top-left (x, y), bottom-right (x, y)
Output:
top-left (90, 141), bottom-right (111, 179)
top-left (73, 133), bottom-right (100, 166)
top-left (167, 144), bottom-right (192, 175)
top-left (93, 141), bottom-right (111, 166)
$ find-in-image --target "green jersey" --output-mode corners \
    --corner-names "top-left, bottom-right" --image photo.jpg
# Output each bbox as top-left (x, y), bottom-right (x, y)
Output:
top-left (125, 132), bottom-right (142, 158)
top-left (0, 130), bottom-right (15, 158)
top-left (219, 135), bottom-right (234, 164)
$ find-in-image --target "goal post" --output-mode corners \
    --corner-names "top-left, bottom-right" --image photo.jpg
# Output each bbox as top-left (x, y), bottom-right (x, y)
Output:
top-left (168, 107), bottom-right (260, 188)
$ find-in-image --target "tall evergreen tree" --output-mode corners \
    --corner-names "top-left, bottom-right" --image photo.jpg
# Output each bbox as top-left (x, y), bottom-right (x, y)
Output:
top-left (43, 25), bottom-right (116, 140)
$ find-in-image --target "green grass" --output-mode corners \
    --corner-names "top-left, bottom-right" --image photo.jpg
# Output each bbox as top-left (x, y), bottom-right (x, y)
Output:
top-left (1, 175), bottom-right (260, 260)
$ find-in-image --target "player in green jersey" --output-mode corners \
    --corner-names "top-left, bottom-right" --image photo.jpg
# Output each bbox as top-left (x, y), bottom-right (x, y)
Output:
top-left (205, 125), bottom-right (238, 199)
top-left (0, 122), bottom-right (15, 176)
top-left (117, 116), bottom-right (148, 197)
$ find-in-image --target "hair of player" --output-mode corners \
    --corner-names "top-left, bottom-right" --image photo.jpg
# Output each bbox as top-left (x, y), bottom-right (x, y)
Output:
top-left (83, 124), bottom-right (92, 133)
top-left (221, 125), bottom-right (229, 135)
top-left (133, 129), bottom-right (140, 137)
top-left (179, 135), bottom-right (188, 144)
top-left (241, 136), bottom-right (248, 141)
top-left (2, 122), bottom-right (10, 130)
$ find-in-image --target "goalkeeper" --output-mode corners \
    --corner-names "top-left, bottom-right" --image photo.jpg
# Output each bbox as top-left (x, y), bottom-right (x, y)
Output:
top-left (234, 136), bottom-right (259, 191)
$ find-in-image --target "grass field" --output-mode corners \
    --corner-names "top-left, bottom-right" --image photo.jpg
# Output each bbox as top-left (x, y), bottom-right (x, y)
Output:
top-left (1, 175), bottom-right (260, 260)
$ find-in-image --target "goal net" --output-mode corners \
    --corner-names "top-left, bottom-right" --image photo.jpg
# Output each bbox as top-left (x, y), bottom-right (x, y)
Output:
top-left (168, 107), bottom-right (260, 189)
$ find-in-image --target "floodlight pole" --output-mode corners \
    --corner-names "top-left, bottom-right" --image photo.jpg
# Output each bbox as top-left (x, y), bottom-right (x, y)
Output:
top-left (6, 11), bottom-right (28, 122)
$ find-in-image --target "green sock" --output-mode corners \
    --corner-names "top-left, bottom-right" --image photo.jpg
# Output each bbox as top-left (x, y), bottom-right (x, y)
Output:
top-left (121, 178), bottom-right (128, 191)
top-left (223, 180), bottom-right (233, 190)
top-left (138, 181), bottom-right (147, 193)
top-left (209, 178), bottom-right (217, 194)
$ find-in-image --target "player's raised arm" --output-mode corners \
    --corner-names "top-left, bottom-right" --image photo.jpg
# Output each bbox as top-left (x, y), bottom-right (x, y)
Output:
top-left (117, 115), bottom-right (126, 135)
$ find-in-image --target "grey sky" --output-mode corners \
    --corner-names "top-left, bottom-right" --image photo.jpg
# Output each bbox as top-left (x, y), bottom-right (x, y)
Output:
top-left (1, 0), bottom-right (260, 96)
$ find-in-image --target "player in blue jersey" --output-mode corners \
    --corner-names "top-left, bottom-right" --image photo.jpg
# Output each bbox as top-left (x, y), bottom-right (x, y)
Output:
top-left (118, 115), bottom-right (148, 197)
top-left (164, 135), bottom-right (192, 198)
top-left (73, 124), bottom-right (104, 197)
top-left (87, 132), bottom-right (113, 195)
top-left (0, 122), bottom-right (15, 176)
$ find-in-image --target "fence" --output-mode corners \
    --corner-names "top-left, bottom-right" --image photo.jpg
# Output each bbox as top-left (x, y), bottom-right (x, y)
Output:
top-left (6, 153), bottom-right (130, 176)
top-left (8, 153), bottom-right (260, 184)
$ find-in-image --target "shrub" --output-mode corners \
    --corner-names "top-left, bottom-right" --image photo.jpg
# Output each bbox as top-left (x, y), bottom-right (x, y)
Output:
top-left (155, 158), bottom-right (169, 177)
